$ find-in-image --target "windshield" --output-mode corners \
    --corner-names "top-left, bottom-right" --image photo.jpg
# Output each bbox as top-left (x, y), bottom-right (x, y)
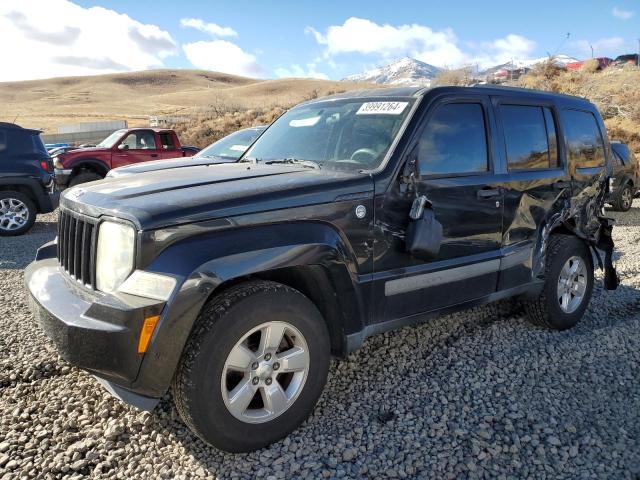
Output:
top-left (98, 129), bottom-right (126, 148)
top-left (243, 99), bottom-right (414, 171)
top-left (198, 128), bottom-right (264, 159)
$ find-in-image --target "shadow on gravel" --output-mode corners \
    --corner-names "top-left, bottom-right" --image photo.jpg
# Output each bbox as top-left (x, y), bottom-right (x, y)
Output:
top-left (0, 219), bottom-right (57, 270)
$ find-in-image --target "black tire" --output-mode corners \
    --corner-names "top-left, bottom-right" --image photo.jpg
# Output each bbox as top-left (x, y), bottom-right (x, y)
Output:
top-left (172, 280), bottom-right (330, 452)
top-left (612, 183), bottom-right (633, 212)
top-left (69, 171), bottom-right (103, 187)
top-left (524, 234), bottom-right (594, 330)
top-left (0, 191), bottom-right (37, 236)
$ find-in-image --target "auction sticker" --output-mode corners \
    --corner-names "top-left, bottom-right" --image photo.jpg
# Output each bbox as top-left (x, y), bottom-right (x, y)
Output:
top-left (356, 102), bottom-right (409, 115)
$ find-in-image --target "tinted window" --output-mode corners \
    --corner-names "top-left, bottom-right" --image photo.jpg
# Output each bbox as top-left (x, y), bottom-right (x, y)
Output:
top-left (418, 103), bottom-right (488, 175)
top-left (501, 105), bottom-right (552, 170)
top-left (563, 110), bottom-right (605, 168)
top-left (1, 130), bottom-right (47, 156)
top-left (159, 132), bottom-right (175, 150)
top-left (612, 151), bottom-right (624, 167)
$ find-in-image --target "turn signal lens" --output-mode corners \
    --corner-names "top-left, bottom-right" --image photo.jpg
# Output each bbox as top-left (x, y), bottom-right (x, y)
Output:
top-left (137, 315), bottom-right (160, 354)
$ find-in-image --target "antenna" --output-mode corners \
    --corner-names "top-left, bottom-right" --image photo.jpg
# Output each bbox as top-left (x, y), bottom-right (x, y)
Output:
top-left (12, 114), bottom-right (19, 124)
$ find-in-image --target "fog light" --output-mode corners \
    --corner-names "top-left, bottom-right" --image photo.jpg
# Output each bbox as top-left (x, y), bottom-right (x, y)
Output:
top-left (118, 270), bottom-right (177, 301)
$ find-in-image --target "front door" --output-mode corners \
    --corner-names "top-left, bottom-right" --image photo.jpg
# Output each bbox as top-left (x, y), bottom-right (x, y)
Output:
top-left (373, 95), bottom-right (504, 322)
top-left (113, 130), bottom-right (160, 168)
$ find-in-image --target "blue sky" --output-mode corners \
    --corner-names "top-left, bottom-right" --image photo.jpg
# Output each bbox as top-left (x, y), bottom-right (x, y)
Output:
top-left (0, 0), bottom-right (638, 81)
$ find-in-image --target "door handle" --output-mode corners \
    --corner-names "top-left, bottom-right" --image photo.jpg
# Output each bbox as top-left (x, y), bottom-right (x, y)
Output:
top-left (553, 181), bottom-right (571, 190)
top-left (151, 153), bottom-right (159, 158)
top-left (477, 188), bottom-right (501, 199)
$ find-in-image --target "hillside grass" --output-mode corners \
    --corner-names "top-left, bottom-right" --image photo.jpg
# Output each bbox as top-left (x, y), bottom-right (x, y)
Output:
top-left (0, 69), bottom-right (373, 136)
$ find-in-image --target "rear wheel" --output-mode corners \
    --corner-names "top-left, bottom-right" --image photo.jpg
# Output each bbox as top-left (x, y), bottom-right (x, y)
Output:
top-left (612, 183), bottom-right (633, 212)
top-left (524, 234), bottom-right (594, 330)
top-left (172, 280), bottom-right (330, 452)
top-left (0, 191), bottom-right (36, 236)
top-left (69, 171), bottom-right (103, 187)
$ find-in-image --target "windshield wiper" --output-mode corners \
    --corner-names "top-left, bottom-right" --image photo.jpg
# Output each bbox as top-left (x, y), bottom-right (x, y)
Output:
top-left (264, 158), bottom-right (321, 169)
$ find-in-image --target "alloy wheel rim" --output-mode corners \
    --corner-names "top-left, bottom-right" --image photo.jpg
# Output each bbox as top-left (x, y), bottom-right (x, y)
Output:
top-left (221, 321), bottom-right (310, 424)
top-left (557, 256), bottom-right (587, 313)
top-left (0, 198), bottom-right (29, 231)
top-left (622, 188), bottom-right (632, 209)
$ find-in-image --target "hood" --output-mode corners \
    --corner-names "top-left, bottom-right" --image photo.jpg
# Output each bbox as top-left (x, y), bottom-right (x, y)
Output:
top-left (61, 163), bottom-right (373, 230)
top-left (59, 146), bottom-right (110, 160)
top-left (108, 155), bottom-right (230, 178)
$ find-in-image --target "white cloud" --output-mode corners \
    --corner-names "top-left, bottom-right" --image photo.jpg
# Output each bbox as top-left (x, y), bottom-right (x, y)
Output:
top-left (274, 63), bottom-right (329, 80)
top-left (307, 17), bottom-right (467, 66)
top-left (183, 40), bottom-right (264, 77)
top-left (570, 37), bottom-right (626, 56)
top-left (0, 0), bottom-right (177, 81)
top-left (612, 6), bottom-right (634, 20)
top-left (180, 17), bottom-right (237, 37)
top-left (308, 18), bottom-right (537, 70)
top-left (471, 34), bottom-right (537, 68)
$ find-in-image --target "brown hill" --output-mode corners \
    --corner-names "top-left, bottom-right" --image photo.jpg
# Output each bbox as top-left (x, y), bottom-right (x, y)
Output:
top-left (0, 69), bottom-right (375, 133)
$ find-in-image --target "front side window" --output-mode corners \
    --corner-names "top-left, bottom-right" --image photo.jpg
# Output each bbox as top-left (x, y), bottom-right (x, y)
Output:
top-left (120, 131), bottom-right (156, 150)
top-left (563, 110), bottom-right (605, 168)
top-left (501, 105), bottom-right (558, 170)
top-left (418, 103), bottom-right (488, 176)
top-left (244, 99), bottom-right (414, 171)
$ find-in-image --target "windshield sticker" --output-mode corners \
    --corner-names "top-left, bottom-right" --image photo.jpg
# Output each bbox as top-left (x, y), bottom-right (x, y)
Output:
top-left (356, 102), bottom-right (409, 115)
top-left (229, 145), bottom-right (248, 152)
top-left (290, 116), bottom-right (321, 127)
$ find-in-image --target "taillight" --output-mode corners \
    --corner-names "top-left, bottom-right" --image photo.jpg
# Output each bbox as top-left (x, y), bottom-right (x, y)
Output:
top-left (40, 159), bottom-right (53, 173)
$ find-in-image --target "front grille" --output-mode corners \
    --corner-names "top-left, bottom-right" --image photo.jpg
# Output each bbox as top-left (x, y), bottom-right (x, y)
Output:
top-left (57, 210), bottom-right (98, 288)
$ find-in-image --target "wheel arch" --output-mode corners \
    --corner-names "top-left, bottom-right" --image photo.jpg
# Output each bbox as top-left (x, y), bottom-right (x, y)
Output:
top-left (132, 222), bottom-right (367, 397)
top-left (69, 158), bottom-right (109, 178)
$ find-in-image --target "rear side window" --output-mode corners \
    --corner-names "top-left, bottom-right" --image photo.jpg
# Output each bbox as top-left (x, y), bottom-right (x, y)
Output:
top-left (418, 103), bottom-right (488, 176)
top-left (1, 130), bottom-right (47, 156)
top-left (563, 110), bottom-right (605, 168)
top-left (500, 105), bottom-right (558, 170)
top-left (159, 132), bottom-right (175, 150)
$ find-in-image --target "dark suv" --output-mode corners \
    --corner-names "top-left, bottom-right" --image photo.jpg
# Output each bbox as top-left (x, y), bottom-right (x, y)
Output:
top-left (25, 86), bottom-right (618, 452)
top-left (0, 122), bottom-right (58, 235)
top-left (607, 141), bottom-right (638, 211)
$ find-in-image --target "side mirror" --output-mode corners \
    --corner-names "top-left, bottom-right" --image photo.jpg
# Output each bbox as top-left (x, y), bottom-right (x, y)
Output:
top-left (118, 144), bottom-right (129, 150)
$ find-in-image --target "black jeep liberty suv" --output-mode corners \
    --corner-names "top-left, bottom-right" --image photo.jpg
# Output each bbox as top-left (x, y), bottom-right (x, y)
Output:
top-left (26, 86), bottom-right (618, 452)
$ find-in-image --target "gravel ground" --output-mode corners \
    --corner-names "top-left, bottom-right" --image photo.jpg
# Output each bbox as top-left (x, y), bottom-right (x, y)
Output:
top-left (1, 205), bottom-right (640, 479)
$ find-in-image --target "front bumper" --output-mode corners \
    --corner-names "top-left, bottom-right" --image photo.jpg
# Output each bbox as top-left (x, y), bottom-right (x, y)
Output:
top-left (25, 254), bottom-right (164, 408)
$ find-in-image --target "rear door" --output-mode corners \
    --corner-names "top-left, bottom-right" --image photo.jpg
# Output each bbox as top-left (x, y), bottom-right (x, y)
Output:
top-left (491, 97), bottom-right (570, 289)
top-left (373, 94), bottom-right (504, 321)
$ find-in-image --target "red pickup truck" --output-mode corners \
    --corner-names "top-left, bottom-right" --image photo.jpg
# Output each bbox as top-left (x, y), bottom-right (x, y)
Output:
top-left (53, 128), bottom-right (197, 188)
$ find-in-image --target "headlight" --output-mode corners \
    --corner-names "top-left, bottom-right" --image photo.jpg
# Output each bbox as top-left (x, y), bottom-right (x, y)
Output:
top-left (96, 221), bottom-right (136, 293)
top-left (53, 156), bottom-right (63, 169)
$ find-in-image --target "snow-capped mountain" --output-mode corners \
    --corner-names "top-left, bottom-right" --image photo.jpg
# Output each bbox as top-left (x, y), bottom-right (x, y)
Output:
top-left (345, 55), bottom-right (582, 87)
top-left (344, 57), bottom-right (442, 87)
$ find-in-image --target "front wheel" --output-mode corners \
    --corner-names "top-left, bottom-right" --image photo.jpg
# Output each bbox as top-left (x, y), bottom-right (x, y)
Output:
top-left (69, 171), bottom-right (103, 187)
top-left (172, 280), bottom-right (330, 452)
top-left (524, 234), bottom-right (594, 330)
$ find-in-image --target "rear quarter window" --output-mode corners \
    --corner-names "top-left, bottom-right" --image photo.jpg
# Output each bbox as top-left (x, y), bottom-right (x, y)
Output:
top-left (563, 110), bottom-right (605, 168)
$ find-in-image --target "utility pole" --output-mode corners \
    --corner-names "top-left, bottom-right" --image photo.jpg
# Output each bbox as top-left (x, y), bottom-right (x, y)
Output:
top-left (590, 44), bottom-right (594, 59)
